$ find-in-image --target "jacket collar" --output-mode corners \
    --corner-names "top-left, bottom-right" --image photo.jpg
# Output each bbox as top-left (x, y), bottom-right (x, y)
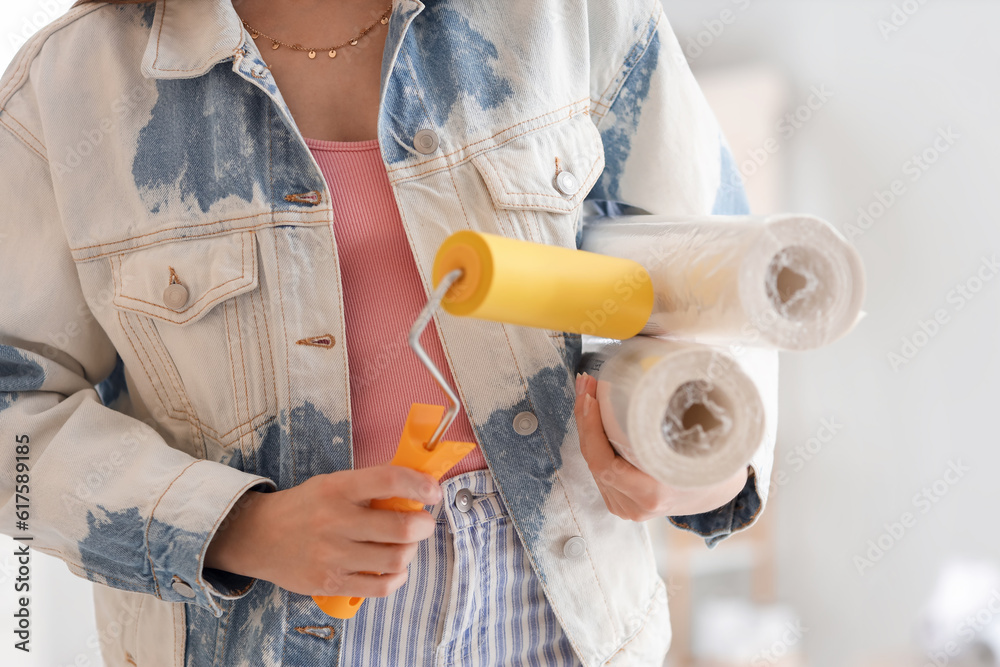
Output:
top-left (141, 0), bottom-right (245, 79)
top-left (140, 0), bottom-right (424, 81)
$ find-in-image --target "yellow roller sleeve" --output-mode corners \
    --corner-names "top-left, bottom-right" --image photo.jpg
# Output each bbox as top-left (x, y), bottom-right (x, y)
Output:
top-left (431, 231), bottom-right (654, 340)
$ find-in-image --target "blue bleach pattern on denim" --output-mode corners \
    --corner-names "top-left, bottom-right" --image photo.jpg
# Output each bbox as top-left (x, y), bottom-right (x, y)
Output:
top-left (0, 0), bottom-right (778, 665)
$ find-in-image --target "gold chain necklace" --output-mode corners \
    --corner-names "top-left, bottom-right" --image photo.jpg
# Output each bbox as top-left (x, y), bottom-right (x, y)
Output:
top-left (240, 7), bottom-right (392, 60)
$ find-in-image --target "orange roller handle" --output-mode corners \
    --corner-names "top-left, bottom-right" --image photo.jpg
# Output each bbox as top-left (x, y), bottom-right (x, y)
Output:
top-left (312, 403), bottom-right (477, 619)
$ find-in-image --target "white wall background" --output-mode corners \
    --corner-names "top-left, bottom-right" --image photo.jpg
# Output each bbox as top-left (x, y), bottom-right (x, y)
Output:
top-left (661, 1), bottom-right (1000, 665)
top-left (2, 1), bottom-right (998, 666)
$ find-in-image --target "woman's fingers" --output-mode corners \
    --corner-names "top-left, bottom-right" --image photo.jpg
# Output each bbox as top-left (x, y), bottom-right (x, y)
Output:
top-left (575, 372), bottom-right (692, 521)
top-left (348, 505), bottom-right (437, 544)
top-left (328, 571), bottom-right (410, 599)
top-left (337, 464), bottom-right (443, 507)
top-left (575, 375), bottom-right (616, 473)
top-left (331, 540), bottom-right (420, 577)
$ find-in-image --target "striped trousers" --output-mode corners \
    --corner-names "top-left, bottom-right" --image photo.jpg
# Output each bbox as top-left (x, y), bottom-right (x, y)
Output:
top-left (340, 468), bottom-right (583, 666)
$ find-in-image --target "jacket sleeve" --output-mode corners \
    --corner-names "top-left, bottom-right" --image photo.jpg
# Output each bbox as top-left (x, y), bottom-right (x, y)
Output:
top-left (584, 1), bottom-right (778, 547)
top-left (0, 97), bottom-right (277, 616)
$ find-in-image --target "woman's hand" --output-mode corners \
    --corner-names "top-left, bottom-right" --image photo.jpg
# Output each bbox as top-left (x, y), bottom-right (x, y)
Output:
top-left (574, 372), bottom-right (749, 521)
top-left (205, 465), bottom-right (443, 598)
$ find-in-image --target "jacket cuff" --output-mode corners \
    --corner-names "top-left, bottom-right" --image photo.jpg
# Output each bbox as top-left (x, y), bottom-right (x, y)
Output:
top-left (667, 467), bottom-right (763, 548)
top-left (145, 460), bottom-right (277, 616)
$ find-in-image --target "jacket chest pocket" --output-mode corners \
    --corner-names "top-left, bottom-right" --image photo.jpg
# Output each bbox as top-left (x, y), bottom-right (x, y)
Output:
top-left (466, 110), bottom-right (603, 368)
top-left (469, 110), bottom-right (605, 250)
top-left (109, 230), bottom-right (276, 450)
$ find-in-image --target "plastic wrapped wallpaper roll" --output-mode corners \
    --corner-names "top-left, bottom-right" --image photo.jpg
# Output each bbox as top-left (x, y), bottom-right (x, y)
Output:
top-left (579, 335), bottom-right (765, 488)
top-left (580, 214), bottom-right (866, 350)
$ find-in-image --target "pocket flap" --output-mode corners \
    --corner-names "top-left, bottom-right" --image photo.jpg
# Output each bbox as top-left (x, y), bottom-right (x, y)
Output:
top-left (470, 112), bottom-right (605, 213)
top-left (111, 231), bottom-right (258, 326)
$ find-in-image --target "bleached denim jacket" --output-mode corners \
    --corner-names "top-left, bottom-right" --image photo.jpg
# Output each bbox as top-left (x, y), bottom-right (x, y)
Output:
top-left (0, 0), bottom-right (778, 665)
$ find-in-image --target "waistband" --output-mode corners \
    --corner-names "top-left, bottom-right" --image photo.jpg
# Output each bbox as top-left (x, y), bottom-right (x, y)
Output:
top-left (428, 467), bottom-right (509, 533)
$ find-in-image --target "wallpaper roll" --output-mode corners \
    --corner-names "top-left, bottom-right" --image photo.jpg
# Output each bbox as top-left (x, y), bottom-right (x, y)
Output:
top-left (580, 214), bottom-right (866, 350)
top-left (432, 230), bottom-right (654, 340)
top-left (579, 336), bottom-right (765, 488)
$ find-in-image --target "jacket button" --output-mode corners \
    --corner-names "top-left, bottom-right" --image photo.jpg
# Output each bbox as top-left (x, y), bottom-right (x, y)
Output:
top-left (554, 170), bottom-right (580, 196)
top-left (454, 488), bottom-right (474, 513)
top-left (562, 536), bottom-right (586, 559)
top-left (171, 576), bottom-right (196, 598)
top-left (163, 283), bottom-right (189, 310)
top-left (513, 411), bottom-right (538, 436)
top-left (413, 129), bottom-right (439, 154)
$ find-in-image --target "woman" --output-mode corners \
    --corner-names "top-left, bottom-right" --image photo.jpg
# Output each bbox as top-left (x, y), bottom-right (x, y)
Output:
top-left (0, 0), bottom-right (776, 664)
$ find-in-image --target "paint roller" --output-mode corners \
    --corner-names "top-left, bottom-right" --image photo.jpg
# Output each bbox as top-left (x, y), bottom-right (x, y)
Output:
top-left (313, 231), bottom-right (655, 619)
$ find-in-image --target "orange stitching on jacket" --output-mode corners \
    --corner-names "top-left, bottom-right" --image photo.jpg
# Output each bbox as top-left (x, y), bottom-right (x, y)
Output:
top-left (69, 209), bottom-right (331, 253)
top-left (295, 626), bottom-right (336, 640)
top-left (0, 117), bottom-right (46, 161)
top-left (444, 161), bottom-right (474, 239)
top-left (233, 298), bottom-right (259, 472)
top-left (112, 232), bottom-right (250, 317)
top-left (284, 190), bottom-right (323, 205)
top-left (4, 112), bottom-right (45, 151)
top-left (270, 226), bottom-right (300, 485)
top-left (135, 312), bottom-right (200, 431)
top-left (144, 459), bottom-right (203, 599)
top-left (116, 273), bottom-right (249, 321)
top-left (396, 108), bottom-right (591, 184)
top-left (117, 308), bottom-right (183, 427)
top-left (223, 302), bottom-right (245, 458)
top-left (0, 3), bottom-right (101, 107)
top-left (199, 477), bottom-right (279, 616)
top-left (233, 242), bottom-right (256, 464)
top-left (247, 263), bottom-right (273, 422)
top-left (295, 334), bottom-right (336, 348)
top-left (253, 272), bottom-right (277, 416)
top-left (384, 97), bottom-right (591, 174)
top-left (478, 135), bottom-right (603, 204)
top-left (150, 235), bottom-right (267, 449)
top-left (119, 255), bottom-right (265, 445)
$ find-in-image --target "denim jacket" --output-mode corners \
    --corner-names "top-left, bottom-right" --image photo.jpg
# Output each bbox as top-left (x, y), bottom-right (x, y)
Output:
top-left (0, 0), bottom-right (777, 665)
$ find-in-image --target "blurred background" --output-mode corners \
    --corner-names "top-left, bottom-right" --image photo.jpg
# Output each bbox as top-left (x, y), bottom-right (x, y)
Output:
top-left (1, 1), bottom-right (998, 666)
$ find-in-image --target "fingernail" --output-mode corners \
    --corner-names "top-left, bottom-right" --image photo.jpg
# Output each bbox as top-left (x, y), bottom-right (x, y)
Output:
top-left (575, 373), bottom-right (582, 396)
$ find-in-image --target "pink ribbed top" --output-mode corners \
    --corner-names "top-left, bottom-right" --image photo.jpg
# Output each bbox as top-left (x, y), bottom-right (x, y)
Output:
top-left (305, 136), bottom-right (487, 480)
